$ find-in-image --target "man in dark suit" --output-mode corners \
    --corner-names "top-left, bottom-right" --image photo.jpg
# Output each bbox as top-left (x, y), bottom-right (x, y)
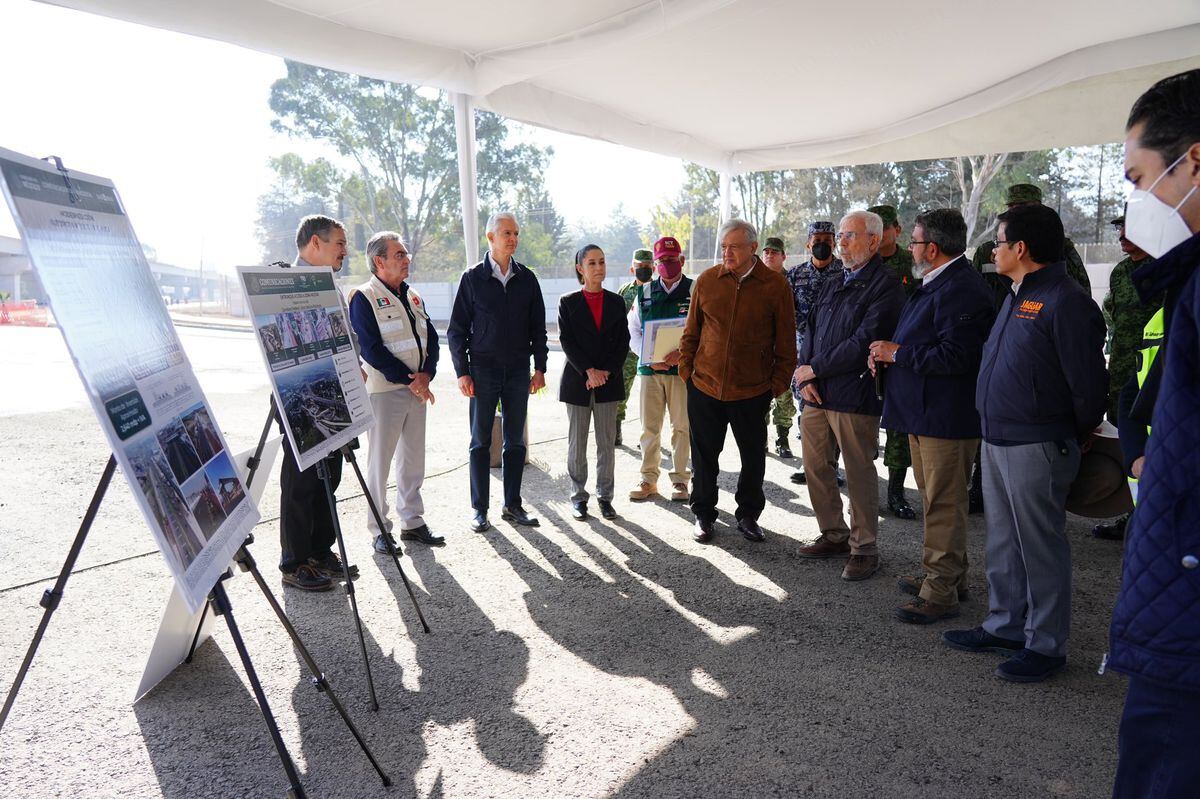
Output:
top-left (558, 245), bottom-right (631, 521)
top-left (867, 208), bottom-right (995, 624)
top-left (447, 212), bottom-right (549, 532)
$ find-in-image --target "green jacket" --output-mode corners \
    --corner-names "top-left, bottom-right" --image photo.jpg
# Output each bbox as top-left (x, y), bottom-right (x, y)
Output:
top-left (618, 280), bottom-right (642, 313)
top-left (880, 247), bottom-right (916, 296)
top-left (633, 276), bottom-right (693, 376)
top-left (1103, 255), bottom-right (1161, 402)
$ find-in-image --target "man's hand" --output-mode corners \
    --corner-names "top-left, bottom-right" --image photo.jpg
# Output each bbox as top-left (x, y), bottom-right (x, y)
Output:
top-left (458, 375), bottom-right (475, 397)
top-left (650, 361), bottom-right (670, 372)
top-left (663, 349), bottom-right (682, 367)
top-left (409, 372), bottom-right (435, 404)
top-left (585, 368), bottom-right (609, 390)
top-left (869, 340), bottom-right (900, 365)
top-left (800, 383), bottom-right (822, 405)
top-left (793, 364), bottom-right (815, 385)
top-left (530, 370), bottom-right (546, 394)
top-left (1131, 456), bottom-right (1145, 479)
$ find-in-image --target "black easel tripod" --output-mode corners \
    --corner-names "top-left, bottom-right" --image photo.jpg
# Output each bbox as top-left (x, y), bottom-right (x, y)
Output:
top-left (0, 456), bottom-right (351, 799)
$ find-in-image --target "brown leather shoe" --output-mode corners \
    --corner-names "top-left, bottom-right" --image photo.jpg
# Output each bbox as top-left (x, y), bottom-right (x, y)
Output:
top-left (670, 482), bottom-right (690, 502)
top-left (841, 553), bottom-right (880, 581)
top-left (797, 536), bottom-right (851, 559)
top-left (895, 596), bottom-right (961, 625)
top-left (629, 481), bottom-right (660, 501)
top-left (897, 574), bottom-right (969, 602)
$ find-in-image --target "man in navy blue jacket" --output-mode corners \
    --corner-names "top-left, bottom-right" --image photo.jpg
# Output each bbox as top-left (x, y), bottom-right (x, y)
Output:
top-left (1108, 69), bottom-right (1200, 799)
top-left (943, 203), bottom-right (1107, 683)
top-left (447, 212), bottom-right (549, 532)
top-left (795, 210), bottom-right (905, 582)
top-left (868, 209), bottom-right (994, 624)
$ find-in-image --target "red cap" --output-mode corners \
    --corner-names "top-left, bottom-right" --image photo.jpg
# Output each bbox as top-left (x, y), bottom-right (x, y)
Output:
top-left (653, 236), bottom-right (682, 261)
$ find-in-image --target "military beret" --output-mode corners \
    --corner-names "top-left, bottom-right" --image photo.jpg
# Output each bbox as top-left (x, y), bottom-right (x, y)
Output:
top-left (1005, 183), bottom-right (1044, 205)
top-left (866, 204), bottom-right (900, 226)
top-left (807, 221), bottom-right (835, 235)
top-left (632, 248), bottom-right (653, 263)
top-left (762, 236), bottom-right (785, 252)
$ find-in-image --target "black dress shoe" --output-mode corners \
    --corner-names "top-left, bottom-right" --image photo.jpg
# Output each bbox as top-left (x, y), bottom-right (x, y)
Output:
top-left (501, 506), bottom-right (540, 526)
top-left (789, 470), bottom-right (807, 484)
top-left (571, 501), bottom-right (588, 520)
top-left (598, 499), bottom-right (617, 520)
top-left (693, 518), bottom-right (716, 543)
top-left (469, 512), bottom-right (490, 532)
top-left (400, 524), bottom-right (445, 546)
top-left (737, 517), bottom-right (765, 542)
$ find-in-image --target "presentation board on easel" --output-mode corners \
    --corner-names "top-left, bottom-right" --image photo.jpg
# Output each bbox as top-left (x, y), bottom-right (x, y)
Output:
top-left (237, 263), bottom-right (373, 470)
top-left (0, 147), bottom-right (259, 613)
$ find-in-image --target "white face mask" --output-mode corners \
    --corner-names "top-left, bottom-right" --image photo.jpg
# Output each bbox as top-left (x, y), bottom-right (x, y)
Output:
top-left (1125, 151), bottom-right (1198, 258)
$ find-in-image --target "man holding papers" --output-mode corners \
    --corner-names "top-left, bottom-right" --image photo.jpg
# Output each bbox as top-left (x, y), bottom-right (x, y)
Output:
top-left (627, 236), bottom-right (694, 502)
top-left (679, 220), bottom-right (797, 544)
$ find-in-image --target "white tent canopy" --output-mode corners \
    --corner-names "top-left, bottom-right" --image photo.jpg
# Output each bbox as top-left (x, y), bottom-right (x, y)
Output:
top-left (42, 0), bottom-right (1200, 261)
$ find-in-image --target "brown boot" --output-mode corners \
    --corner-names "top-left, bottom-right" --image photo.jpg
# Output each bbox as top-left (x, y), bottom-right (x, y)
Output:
top-left (670, 482), bottom-right (690, 502)
top-left (797, 536), bottom-right (851, 559)
top-left (629, 481), bottom-right (660, 501)
top-left (895, 597), bottom-right (960, 625)
top-left (841, 553), bottom-right (880, 581)
top-left (897, 574), bottom-right (969, 602)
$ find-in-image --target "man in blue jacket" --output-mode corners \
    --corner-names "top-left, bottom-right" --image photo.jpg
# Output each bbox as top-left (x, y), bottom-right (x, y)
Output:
top-left (868, 209), bottom-right (994, 624)
top-left (447, 212), bottom-right (549, 533)
top-left (795, 210), bottom-right (906, 581)
top-left (1108, 68), bottom-right (1200, 799)
top-left (943, 203), bottom-right (1107, 683)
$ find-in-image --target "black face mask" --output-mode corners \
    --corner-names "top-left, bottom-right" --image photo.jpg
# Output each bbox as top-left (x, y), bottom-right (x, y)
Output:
top-left (635, 266), bottom-right (653, 282)
top-left (811, 242), bottom-right (833, 261)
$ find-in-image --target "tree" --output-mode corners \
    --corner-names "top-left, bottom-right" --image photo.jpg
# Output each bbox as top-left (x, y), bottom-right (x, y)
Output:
top-left (946, 153), bottom-right (1009, 246)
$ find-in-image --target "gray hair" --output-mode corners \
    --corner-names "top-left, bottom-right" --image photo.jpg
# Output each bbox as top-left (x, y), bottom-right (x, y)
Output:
top-left (717, 218), bottom-right (758, 245)
top-left (366, 230), bottom-right (403, 274)
top-left (486, 211), bottom-right (519, 234)
top-left (840, 210), bottom-right (884, 238)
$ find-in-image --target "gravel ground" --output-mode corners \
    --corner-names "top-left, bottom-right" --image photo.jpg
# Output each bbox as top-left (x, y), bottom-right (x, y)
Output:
top-left (0, 325), bottom-right (1128, 798)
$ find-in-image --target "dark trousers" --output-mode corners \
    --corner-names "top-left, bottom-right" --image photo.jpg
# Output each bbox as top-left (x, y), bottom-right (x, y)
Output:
top-left (1112, 676), bottom-right (1200, 799)
top-left (469, 365), bottom-right (530, 512)
top-left (278, 441), bottom-right (342, 572)
top-left (687, 381), bottom-right (771, 524)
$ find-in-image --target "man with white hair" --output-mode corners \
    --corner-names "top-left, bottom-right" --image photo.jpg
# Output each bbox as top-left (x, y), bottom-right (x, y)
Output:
top-left (349, 230), bottom-right (442, 553)
top-left (447, 212), bottom-right (549, 532)
top-left (795, 210), bottom-right (906, 581)
top-left (678, 219), bottom-right (796, 544)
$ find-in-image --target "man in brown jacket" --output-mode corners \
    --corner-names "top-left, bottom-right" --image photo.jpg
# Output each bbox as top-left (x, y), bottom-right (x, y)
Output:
top-left (679, 219), bottom-right (797, 544)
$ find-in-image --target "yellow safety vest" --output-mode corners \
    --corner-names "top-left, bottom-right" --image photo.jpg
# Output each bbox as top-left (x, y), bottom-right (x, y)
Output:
top-left (1129, 308), bottom-right (1165, 503)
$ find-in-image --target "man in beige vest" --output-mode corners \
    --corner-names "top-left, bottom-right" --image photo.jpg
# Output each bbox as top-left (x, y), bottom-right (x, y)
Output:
top-left (348, 231), bottom-right (443, 551)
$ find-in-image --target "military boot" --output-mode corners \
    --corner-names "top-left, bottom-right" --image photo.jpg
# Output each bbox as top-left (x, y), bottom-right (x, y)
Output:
top-left (774, 425), bottom-right (794, 458)
top-left (886, 468), bottom-right (916, 520)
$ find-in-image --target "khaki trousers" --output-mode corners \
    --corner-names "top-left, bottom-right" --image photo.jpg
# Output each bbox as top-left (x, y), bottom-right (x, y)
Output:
top-left (909, 434), bottom-right (977, 605)
top-left (800, 406), bottom-right (880, 554)
top-left (639, 373), bottom-right (690, 484)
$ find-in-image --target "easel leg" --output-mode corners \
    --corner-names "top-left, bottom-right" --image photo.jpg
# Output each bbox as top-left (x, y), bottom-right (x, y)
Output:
top-left (339, 445), bottom-right (431, 634)
top-left (0, 456), bottom-right (116, 735)
top-left (317, 459), bottom-right (380, 712)
top-left (209, 577), bottom-right (309, 799)
top-left (233, 543), bottom-right (392, 786)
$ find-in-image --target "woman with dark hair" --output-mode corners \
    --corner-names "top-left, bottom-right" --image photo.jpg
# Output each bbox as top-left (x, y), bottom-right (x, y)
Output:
top-left (558, 245), bottom-right (631, 520)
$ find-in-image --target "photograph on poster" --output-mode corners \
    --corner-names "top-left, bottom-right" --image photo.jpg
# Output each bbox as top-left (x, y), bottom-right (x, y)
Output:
top-left (328, 308), bottom-right (349, 340)
top-left (312, 307), bottom-right (333, 342)
top-left (276, 312), bottom-right (299, 350)
top-left (126, 437), bottom-right (209, 570)
top-left (183, 470), bottom-right (227, 538)
top-left (275, 356), bottom-right (353, 453)
top-left (203, 451), bottom-right (246, 514)
top-left (294, 309), bottom-right (317, 345)
top-left (256, 319), bottom-right (285, 357)
top-left (182, 403), bottom-right (223, 464)
top-left (157, 417), bottom-right (203, 483)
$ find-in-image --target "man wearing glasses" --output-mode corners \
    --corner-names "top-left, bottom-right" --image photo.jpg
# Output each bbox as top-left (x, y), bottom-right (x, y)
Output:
top-left (866, 209), bottom-right (994, 623)
top-left (943, 203), bottom-right (1106, 682)
top-left (795, 211), bottom-right (906, 580)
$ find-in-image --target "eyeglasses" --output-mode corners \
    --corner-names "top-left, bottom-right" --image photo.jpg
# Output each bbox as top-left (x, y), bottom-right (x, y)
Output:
top-left (992, 239), bottom-right (1018, 248)
top-left (834, 232), bottom-right (859, 241)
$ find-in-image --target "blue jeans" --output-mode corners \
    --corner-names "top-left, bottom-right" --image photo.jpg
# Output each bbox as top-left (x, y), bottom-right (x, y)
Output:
top-left (469, 365), bottom-right (530, 512)
top-left (1112, 675), bottom-right (1200, 798)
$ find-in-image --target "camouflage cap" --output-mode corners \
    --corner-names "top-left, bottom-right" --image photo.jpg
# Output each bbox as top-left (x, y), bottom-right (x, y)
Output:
top-left (632, 248), bottom-right (653, 263)
top-left (762, 236), bottom-right (785, 252)
top-left (1005, 183), bottom-right (1044, 205)
top-left (807, 221), bottom-right (835, 235)
top-left (866, 204), bottom-right (900, 227)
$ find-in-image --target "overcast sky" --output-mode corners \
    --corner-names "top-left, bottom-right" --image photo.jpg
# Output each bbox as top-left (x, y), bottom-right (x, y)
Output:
top-left (0, 0), bottom-right (685, 272)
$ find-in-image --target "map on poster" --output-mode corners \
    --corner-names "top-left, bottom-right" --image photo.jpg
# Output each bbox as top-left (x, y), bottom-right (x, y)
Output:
top-left (238, 264), bottom-right (372, 470)
top-left (0, 147), bottom-right (259, 613)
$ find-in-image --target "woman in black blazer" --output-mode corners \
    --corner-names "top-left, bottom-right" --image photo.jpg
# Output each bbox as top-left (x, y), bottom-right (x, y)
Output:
top-left (558, 245), bottom-right (631, 521)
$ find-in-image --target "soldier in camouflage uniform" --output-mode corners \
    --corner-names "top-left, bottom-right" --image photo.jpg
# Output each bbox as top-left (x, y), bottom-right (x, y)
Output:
top-left (1093, 215), bottom-right (1161, 541)
top-left (785, 221), bottom-right (844, 485)
top-left (867, 205), bottom-right (917, 519)
top-left (966, 183), bottom-right (1093, 514)
top-left (760, 236), bottom-right (797, 457)
top-left (616, 248), bottom-right (655, 446)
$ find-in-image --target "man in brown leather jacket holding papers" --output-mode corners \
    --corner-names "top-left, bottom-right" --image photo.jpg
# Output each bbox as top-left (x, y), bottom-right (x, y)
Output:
top-left (679, 219), bottom-right (797, 544)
